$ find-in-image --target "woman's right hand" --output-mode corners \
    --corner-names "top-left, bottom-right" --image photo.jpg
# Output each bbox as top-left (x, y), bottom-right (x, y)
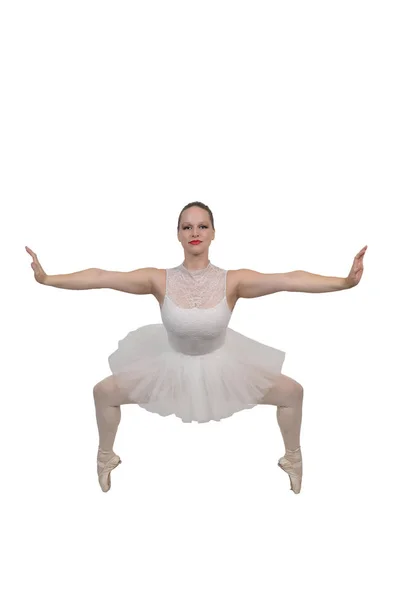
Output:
top-left (26, 246), bottom-right (48, 284)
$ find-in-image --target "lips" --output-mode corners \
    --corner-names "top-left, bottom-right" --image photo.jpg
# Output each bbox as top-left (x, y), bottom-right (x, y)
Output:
top-left (189, 241), bottom-right (202, 245)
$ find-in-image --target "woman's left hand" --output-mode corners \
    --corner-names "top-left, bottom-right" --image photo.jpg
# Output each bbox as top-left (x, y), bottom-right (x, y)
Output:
top-left (346, 245), bottom-right (368, 288)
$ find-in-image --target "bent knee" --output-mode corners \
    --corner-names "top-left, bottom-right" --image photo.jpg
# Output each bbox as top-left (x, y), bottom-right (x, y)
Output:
top-left (276, 374), bottom-right (304, 399)
top-left (93, 375), bottom-right (118, 397)
top-left (93, 375), bottom-right (134, 406)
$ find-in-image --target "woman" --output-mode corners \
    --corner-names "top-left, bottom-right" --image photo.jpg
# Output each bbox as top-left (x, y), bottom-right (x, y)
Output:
top-left (26, 201), bottom-right (367, 494)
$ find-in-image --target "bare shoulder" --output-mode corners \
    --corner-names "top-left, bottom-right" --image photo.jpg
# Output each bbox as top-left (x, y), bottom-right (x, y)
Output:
top-left (226, 269), bottom-right (240, 294)
top-left (233, 268), bottom-right (296, 298)
top-left (97, 267), bottom-right (160, 295)
top-left (151, 268), bottom-right (166, 303)
top-left (223, 269), bottom-right (240, 312)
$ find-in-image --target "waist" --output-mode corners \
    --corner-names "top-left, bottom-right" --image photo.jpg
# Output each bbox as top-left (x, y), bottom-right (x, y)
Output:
top-left (166, 331), bottom-right (226, 355)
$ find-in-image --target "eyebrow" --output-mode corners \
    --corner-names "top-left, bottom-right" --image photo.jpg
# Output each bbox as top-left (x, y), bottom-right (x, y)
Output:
top-left (181, 221), bottom-right (208, 225)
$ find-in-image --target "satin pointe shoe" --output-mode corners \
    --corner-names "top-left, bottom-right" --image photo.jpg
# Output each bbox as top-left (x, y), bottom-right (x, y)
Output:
top-left (278, 447), bottom-right (302, 494)
top-left (97, 453), bottom-right (122, 493)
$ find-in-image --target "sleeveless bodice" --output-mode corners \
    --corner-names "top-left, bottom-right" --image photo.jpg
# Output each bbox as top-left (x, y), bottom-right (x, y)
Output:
top-left (160, 261), bottom-right (232, 355)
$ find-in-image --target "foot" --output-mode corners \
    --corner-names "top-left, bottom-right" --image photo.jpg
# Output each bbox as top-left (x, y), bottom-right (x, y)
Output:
top-left (97, 450), bottom-right (122, 493)
top-left (278, 447), bottom-right (302, 494)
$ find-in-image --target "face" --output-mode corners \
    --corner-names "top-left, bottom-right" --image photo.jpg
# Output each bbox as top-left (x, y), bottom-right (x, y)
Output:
top-left (178, 207), bottom-right (215, 255)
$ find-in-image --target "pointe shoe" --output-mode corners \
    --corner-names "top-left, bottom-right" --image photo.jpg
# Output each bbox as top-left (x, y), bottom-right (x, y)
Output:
top-left (278, 447), bottom-right (302, 494)
top-left (97, 453), bottom-right (122, 493)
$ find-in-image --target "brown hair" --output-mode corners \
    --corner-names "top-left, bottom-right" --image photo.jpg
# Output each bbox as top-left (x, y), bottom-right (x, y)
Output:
top-left (177, 201), bottom-right (215, 231)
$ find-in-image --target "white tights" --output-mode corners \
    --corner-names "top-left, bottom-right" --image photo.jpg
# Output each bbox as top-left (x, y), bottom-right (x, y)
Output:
top-left (93, 373), bottom-right (303, 455)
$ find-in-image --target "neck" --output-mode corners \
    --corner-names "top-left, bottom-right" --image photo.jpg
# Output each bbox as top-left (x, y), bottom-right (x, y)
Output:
top-left (181, 259), bottom-right (211, 272)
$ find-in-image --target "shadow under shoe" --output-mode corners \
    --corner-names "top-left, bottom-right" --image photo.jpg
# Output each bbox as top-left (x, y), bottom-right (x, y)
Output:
top-left (278, 447), bottom-right (302, 494)
top-left (97, 453), bottom-right (122, 493)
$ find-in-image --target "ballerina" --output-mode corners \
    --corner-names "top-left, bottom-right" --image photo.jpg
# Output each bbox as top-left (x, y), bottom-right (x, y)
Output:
top-left (26, 201), bottom-right (367, 494)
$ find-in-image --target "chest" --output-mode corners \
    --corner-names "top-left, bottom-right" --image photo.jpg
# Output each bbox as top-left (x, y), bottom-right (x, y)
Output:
top-left (153, 268), bottom-right (239, 313)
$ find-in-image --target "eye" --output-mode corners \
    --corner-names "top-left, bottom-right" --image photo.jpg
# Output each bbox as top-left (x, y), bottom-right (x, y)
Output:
top-left (183, 225), bottom-right (208, 230)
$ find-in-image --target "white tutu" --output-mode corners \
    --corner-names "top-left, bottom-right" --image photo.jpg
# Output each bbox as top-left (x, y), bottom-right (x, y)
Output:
top-left (108, 323), bottom-right (285, 423)
top-left (107, 262), bottom-right (286, 423)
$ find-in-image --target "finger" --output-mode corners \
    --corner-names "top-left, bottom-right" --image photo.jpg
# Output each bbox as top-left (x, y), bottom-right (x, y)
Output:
top-left (26, 247), bottom-right (38, 260)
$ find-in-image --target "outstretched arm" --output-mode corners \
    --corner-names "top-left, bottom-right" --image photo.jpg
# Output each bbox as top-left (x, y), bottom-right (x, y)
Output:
top-left (236, 245), bottom-right (368, 298)
top-left (26, 246), bottom-right (157, 294)
top-left (292, 245), bottom-right (368, 293)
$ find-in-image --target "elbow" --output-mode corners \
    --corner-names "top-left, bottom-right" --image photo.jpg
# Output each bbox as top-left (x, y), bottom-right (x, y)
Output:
top-left (284, 270), bottom-right (303, 292)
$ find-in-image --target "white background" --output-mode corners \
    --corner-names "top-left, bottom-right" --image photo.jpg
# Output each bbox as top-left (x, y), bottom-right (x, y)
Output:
top-left (2, 1), bottom-right (396, 598)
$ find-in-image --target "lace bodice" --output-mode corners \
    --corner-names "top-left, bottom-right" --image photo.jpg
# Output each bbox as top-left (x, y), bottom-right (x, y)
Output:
top-left (164, 261), bottom-right (227, 309)
top-left (160, 261), bottom-right (232, 355)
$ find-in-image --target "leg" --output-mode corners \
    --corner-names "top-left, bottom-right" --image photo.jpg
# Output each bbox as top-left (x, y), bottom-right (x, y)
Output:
top-left (92, 375), bottom-right (134, 492)
top-left (257, 374), bottom-right (303, 451)
top-left (257, 374), bottom-right (304, 493)
top-left (93, 375), bottom-right (134, 452)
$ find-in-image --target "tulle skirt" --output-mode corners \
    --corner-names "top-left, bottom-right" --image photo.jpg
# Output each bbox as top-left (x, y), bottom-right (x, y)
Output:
top-left (108, 324), bottom-right (286, 423)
